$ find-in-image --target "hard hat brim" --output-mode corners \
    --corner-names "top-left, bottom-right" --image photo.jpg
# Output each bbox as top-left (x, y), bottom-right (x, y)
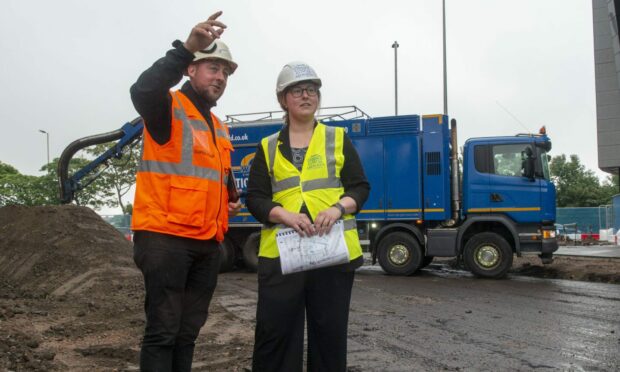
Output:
top-left (192, 54), bottom-right (238, 74)
top-left (277, 78), bottom-right (322, 94)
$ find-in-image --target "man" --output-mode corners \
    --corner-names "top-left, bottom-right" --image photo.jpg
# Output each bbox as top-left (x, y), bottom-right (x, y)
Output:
top-left (129, 11), bottom-right (241, 371)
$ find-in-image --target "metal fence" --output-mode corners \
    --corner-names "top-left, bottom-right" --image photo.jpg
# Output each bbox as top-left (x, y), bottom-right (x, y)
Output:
top-left (614, 194), bottom-right (620, 233)
top-left (556, 207), bottom-right (607, 233)
top-left (555, 196), bottom-right (619, 236)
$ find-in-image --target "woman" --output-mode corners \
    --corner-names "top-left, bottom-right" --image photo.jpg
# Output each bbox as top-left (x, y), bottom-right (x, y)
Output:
top-left (246, 61), bottom-right (370, 372)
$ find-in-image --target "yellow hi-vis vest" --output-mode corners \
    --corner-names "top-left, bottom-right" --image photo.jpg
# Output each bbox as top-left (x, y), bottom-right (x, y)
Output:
top-left (258, 122), bottom-right (362, 260)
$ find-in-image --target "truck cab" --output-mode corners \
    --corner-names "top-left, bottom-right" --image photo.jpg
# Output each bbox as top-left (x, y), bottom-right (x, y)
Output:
top-left (450, 131), bottom-right (557, 276)
top-left (463, 134), bottom-right (555, 225)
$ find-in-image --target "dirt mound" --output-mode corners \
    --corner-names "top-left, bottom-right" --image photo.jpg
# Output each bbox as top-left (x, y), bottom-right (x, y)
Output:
top-left (0, 205), bottom-right (141, 371)
top-left (510, 255), bottom-right (620, 283)
top-left (0, 205), bottom-right (254, 371)
top-left (0, 205), bottom-right (134, 296)
top-left (436, 255), bottom-right (620, 284)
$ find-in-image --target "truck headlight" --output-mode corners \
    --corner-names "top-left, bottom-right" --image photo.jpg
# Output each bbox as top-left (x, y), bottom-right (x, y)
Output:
top-left (542, 230), bottom-right (556, 239)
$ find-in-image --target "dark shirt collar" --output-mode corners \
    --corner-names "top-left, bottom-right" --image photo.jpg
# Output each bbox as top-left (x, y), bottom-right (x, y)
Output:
top-left (277, 121), bottom-right (319, 145)
top-left (180, 81), bottom-right (215, 121)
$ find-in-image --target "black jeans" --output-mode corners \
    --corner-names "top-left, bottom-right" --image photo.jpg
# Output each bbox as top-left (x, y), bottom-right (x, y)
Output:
top-left (252, 258), bottom-right (355, 372)
top-left (133, 231), bottom-right (220, 372)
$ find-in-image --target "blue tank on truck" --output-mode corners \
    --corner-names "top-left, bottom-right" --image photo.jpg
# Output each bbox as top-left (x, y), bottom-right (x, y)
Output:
top-left (223, 107), bottom-right (558, 278)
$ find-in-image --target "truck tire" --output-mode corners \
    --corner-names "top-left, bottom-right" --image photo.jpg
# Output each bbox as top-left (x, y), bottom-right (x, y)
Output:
top-left (463, 232), bottom-right (513, 278)
top-left (242, 232), bottom-right (260, 272)
top-left (377, 232), bottom-right (423, 275)
top-left (218, 238), bottom-right (236, 273)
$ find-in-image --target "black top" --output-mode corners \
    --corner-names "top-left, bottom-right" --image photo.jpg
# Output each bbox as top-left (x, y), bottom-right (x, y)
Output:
top-left (129, 40), bottom-right (217, 145)
top-left (290, 147), bottom-right (308, 171)
top-left (245, 124), bottom-right (370, 224)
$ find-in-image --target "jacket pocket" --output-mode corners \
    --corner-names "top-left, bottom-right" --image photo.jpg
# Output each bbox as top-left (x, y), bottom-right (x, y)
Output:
top-left (167, 179), bottom-right (208, 227)
top-left (218, 138), bottom-right (233, 168)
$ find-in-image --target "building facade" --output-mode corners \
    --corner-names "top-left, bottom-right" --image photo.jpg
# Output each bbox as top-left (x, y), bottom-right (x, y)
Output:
top-left (593, 0), bottom-right (620, 175)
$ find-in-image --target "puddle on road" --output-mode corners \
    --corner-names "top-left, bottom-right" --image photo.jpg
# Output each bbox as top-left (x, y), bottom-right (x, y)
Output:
top-left (357, 263), bottom-right (472, 279)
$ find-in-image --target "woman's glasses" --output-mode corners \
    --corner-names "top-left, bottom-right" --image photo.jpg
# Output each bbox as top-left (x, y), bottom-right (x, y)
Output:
top-left (289, 86), bottom-right (318, 98)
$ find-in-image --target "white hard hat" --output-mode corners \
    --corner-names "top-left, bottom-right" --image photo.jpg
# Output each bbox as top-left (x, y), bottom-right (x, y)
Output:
top-left (193, 40), bottom-right (238, 74)
top-left (276, 61), bottom-right (322, 94)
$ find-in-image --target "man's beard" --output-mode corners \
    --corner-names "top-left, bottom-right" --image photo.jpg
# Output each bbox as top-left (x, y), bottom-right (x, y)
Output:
top-left (200, 87), bottom-right (223, 106)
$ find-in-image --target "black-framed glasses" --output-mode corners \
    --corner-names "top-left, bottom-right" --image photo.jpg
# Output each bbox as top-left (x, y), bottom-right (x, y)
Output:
top-left (289, 86), bottom-right (318, 98)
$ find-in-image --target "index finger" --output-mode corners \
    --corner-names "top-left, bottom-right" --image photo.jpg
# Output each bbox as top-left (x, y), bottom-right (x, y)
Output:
top-left (207, 10), bottom-right (223, 21)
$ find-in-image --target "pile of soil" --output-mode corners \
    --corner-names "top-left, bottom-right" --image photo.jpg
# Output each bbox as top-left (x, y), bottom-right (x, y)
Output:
top-left (437, 255), bottom-right (620, 284)
top-left (510, 255), bottom-right (620, 283)
top-left (0, 205), bottom-right (134, 296)
top-left (0, 205), bottom-right (254, 371)
top-left (0, 205), bottom-right (140, 371)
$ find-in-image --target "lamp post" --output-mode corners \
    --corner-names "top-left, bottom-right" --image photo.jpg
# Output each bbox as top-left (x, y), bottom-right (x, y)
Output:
top-left (38, 129), bottom-right (50, 165)
top-left (442, 0), bottom-right (448, 115)
top-left (392, 40), bottom-right (399, 116)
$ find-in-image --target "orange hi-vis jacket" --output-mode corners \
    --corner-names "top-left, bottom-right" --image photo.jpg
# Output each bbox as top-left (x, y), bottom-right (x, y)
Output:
top-left (131, 90), bottom-right (233, 241)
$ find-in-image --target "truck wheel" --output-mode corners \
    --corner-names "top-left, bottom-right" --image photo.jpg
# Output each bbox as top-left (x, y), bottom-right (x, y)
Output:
top-left (463, 232), bottom-right (513, 278)
top-left (218, 238), bottom-right (236, 273)
top-left (377, 232), bottom-right (422, 275)
top-left (419, 256), bottom-right (434, 269)
top-left (242, 232), bottom-right (260, 272)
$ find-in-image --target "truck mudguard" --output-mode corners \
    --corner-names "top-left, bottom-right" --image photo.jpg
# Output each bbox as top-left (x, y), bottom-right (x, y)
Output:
top-left (456, 215), bottom-right (521, 255)
top-left (371, 223), bottom-right (425, 262)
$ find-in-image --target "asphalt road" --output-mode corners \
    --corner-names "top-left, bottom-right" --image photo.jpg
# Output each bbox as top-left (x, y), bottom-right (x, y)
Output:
top-left (218, 266), bottom-right (620, 371)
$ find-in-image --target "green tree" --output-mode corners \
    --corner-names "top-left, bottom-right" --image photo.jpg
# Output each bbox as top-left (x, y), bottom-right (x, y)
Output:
top-left (600, 174), bottom-right (620, 202)
top-left (0, 173), bottom-right (49, 206)
top-left (0, 160), bottom-right (58, 206)
top-left (0, 161), bottom-right (19, 176)
top-left (0, 156), bottom-right (117, 209)
top-left (549, 154), bottom-right (610, 207)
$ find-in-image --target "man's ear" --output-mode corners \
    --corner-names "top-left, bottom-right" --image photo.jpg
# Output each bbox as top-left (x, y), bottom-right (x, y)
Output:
top-left (186, 63), bottom-right (196, 78)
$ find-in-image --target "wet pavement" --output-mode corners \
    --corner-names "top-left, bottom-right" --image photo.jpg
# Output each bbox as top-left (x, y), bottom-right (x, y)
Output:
top-left (346, 267), bottom-right (620, 371)
top-left (218, 265), bottom-right (620, 371)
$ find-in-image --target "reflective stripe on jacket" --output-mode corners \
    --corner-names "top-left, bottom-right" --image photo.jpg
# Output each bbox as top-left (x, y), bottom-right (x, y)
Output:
top-left (131, 90), bottom-right (233, 241)
top-left (259, 122), bottom-right (362, 259)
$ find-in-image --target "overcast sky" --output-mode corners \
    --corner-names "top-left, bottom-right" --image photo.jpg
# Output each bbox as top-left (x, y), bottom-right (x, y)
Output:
top-left (1, 0), bottom-right (600, 182)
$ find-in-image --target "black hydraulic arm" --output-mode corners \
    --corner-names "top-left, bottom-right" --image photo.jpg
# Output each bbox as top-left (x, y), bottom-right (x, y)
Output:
top-left (58, 117), bottom-right (144, 204)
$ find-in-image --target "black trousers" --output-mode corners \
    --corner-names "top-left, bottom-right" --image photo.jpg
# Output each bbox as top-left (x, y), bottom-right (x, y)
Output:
top-left (133, 230), bottom-right (220, 372)
top-left (252, 257), bottom-right (355, 372)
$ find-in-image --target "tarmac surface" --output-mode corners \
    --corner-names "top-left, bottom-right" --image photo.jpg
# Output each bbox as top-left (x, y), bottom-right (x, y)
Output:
top-left (217, 266), bottom-right (620, 371)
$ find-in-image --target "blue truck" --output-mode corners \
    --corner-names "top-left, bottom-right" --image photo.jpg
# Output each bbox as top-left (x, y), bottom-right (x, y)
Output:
top-left (222, 106), bottom-right (557, 278)
top-left (59, 106), bottom-right (558, 278)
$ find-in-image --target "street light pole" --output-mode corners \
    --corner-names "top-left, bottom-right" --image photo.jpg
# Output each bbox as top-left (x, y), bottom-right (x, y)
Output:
top-left (442, 0), bottom-right (448, 115)
top-left (38, 129), bottom-right (50, 165)
top-left (392, 40), bottom-right (399, 116)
